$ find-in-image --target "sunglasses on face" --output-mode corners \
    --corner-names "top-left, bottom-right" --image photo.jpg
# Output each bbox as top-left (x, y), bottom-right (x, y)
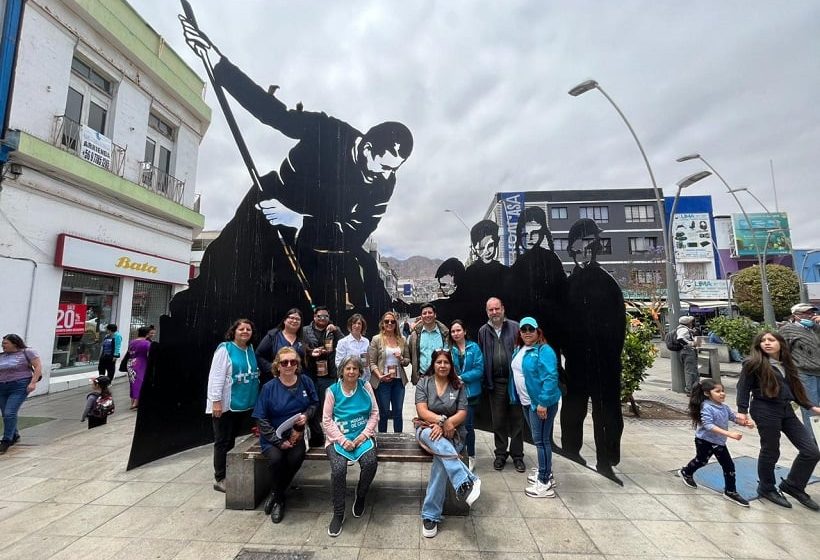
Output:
top-left (279, 359), bottom-right (299, 367)
top-left (383, 319), bottom-right (396, 324)
top-left (315, 315), bottom-right (330, 319)
top-left (520, 326), bottom-right (536, 333)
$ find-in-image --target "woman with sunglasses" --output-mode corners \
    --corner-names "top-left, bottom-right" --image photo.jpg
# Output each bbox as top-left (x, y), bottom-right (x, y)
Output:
top-left (511, 317), bottom-right (561, 498)
top-left (322, 356), bottom-right (379, 537)
top-left (206, 319), bottom-right (261, 494)
top-left (252, 347), bottom-right (319, 523)
top-left (416, 349), bottom-right (480, 538)
top-left (367, 311), bottom-right (411, 432)
top-left (448, 319), bottom-right (484, 471)
top-left (256, 308), bottom-right (306, 385)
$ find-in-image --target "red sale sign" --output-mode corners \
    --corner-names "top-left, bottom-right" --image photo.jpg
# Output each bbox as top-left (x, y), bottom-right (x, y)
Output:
top-left (56, 303), bottom-right (87, 336)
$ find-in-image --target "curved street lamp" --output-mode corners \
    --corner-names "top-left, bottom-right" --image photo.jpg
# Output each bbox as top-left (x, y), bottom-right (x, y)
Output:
top-left (676, 154), bottom-right (777, 325)
top-left (569, 79), bottom-right (685, 391)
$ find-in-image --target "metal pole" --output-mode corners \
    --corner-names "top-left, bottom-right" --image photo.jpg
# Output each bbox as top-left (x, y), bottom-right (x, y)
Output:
top-left (697, 159), bottom-right (776, 325)
top-left (590, 85), bottom-right (684, 392)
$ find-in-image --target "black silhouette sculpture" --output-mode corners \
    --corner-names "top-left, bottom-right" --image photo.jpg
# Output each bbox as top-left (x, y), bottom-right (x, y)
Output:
top-left (128, 8), bottom-right (412, 468)
top-left (559, 218), bottom-right (626, 482)
top-left (435, 257), bottom-right (465, 299)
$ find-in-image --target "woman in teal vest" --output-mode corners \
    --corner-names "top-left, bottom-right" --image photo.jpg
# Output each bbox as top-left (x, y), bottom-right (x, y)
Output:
top-left (206, 318), bottom-right (261, 493)
top-left (322, 356), bottom-right (379, 537)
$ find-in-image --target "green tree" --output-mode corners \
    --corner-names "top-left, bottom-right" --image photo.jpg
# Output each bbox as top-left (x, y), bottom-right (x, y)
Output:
top-left (621, 313), bottom-right (657, 416)
top-left (732, 264), bottom-right (800, 322)
top-left (706, 316), bottom-right (763, 356)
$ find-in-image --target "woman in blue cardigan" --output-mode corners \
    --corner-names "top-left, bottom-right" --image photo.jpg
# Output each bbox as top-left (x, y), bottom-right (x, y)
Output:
top-left (510, 316), bottom-right (561, 498)
top-left (449, 319), bottom-right (484, 471)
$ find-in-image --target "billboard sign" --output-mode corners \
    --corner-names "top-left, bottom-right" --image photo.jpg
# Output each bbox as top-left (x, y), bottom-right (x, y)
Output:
top-left (731, 213), bottom-right (791, 257)
top-left (500, 192), bottom-right (524, 266)
top-left (671, 212), bottom-right (714, 262)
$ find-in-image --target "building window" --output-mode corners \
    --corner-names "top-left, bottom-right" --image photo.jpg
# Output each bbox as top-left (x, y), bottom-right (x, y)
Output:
top-left (554, 238), bottom-right (569, 252)
top-left (143, 111), bottom-right (177, 191)
top-left (550, 207), bottom-right (568, 220)
top-left (632, 270), bottom-right (663, 285)
top-left (629, 237), bottom-right (658, 254)
top-left (580, 206), bottom-right (609, 223)
top-left (599, 238), bottom-right (612, 255)
top-left (64, 56), bottom-right (113, 137)
top-left (149, 113), bottom-right (175, 140)
top-left (130, 280), bottom-right (171, 341)
top-left (52, 270), bottom-right (120, 376)
top-left (624, 205), bottom-right (655, 223)
top-left (71, 56), bottom-right (112, 94)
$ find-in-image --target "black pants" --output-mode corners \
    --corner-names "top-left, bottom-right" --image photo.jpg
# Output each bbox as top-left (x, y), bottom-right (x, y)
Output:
top-left (308, 376), bottom-right (335, 446)
top-left (263, 439), bottom-right (307, 502)
top-left (560, 388), bottom-right (624, 469)
top-left (212, 410), bottom-right (254, 481)
top-left (682, 437), bottom-right (736, 492)
top-left (98, 355), bottom-right (116, 382)
top-left (489, 378), bottom-right (523, 460)
top-left (751, 400), bottom-right (820, 491)
top-left (326, 444), bottom-right (378, 515)
top-left (88, 416), bottom-right (107, 429)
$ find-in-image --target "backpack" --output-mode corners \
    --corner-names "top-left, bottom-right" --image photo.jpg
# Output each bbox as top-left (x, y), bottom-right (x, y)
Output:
top-left (665, 330), bottom-right (684, 352)
top-left (91, 393), bottom-right (115, 418)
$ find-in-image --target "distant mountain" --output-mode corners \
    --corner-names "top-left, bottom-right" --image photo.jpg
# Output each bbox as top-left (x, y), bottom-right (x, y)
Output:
top-left (382, 255), bottom-right (443, 279)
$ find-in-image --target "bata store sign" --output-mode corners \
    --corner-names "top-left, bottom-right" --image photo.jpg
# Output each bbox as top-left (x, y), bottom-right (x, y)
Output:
top-left (56, 303), bottom-right (87, 335)
top-left (55, 234), bottom-right (189, 285)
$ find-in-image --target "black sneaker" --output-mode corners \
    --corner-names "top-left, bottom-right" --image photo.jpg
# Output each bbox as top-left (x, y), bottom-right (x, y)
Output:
top-left (513, 458), bottom-right (526, 473)
top-left (11, 433), bottom-right (20, 444)
top-left (758, 487), bottom-right (792, 509)
top-left (327, 514), bottom-right (344, 537)
top-left (422, 518), bottom-right (438, 538)
top-left (724, 491), bottom-right (750, 508)
top-left (0, 441), bottom-right (9, 455)
top-left (493, 457), bottom-right (506, 471)
top-left (263, 493), bottom-right (275, 515)
top-left (352, 494), bottom-right (365, 518)
top-left (678, 469), bottom-right (697, 488)
top-left (779, 479), bottom-right (820, 511)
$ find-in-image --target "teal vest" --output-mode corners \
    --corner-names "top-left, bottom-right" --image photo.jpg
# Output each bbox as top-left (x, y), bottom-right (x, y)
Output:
top-left (329, 379), bottom-right (374, 461)
top-left (224, 342), bottom-right (260, 411)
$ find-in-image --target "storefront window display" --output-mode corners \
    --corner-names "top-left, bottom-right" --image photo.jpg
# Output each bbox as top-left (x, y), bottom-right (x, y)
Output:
top-left (52, 270), bottom-right (119, 375)
top-left (130, 280), bottom-right (171, 341)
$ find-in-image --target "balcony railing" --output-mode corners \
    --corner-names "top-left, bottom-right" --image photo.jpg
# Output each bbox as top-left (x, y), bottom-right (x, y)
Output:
top-left (137, 161), bottom-right (185, 204)
top-left (52, 115), bottom-right (126, 176)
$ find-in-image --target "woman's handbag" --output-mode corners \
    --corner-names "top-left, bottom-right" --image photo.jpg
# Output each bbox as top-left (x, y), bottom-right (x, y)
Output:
top-left (118, 356), bottom-right (129, 373)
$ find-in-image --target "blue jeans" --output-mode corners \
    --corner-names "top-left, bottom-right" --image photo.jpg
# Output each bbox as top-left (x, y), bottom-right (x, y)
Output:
top-left (465, 403), bottom-right (476, 457)
top-left (799, 373), bottom-right (820, 441)
top-left (0, 378), bottom-right (30, 443)
top-left (376, 380), bottom-right (405, 432)
top-left (528, 405), bottom-right (558, 484)
top-left (417, 427), bottom-right (476, 522)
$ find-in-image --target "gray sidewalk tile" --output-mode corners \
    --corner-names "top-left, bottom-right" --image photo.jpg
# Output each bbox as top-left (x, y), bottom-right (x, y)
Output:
top-left (690, 521), bottom-right (795, 559)
top-left (600, 493), bottom-right (679, 521)
top-left (90, 480), bottom-right (164, 506)
top-left (364, 548), bottom-right (421, 560)
top-left (248, 510), bottom-right (320, 546)
top-left (654, 493), bottom-right (794, 524)
top-left (510, 491), bottom-right (574, 519)
top-left (559, 492), bottom-right (626, 520)
top-left (87, 505), bottom-right (172, 538)
top-left (140, 505), bottom-right (222, 540)
top-left (0, 535), bottom-right (78, 560)
top-left (525, 517), bottom-right (599, 555)
top-left (40, 503), bottom-right (127, 536)
top-left (360, 513), bottom-right (421, 549)
top-left (47, 536), bottom-right (132, 560)
top-left (109, 537), bottom-right (188, 560)
top-left (472, 516), bottom-right (539, 552)
top-left (171, 540), bottom-right (244, 560)
top-left (635, 519), bottom-right (727, 558)
top-left (135, 482), bottom-right (202, 507)
top-left (576, 519), bottom-right (663, 556)
top-left (6, 478), bottom-right (83, 502)
top-left (0, 501), bottom-right (81, 534)
top-left (418, 515), bottom-right (478, 551)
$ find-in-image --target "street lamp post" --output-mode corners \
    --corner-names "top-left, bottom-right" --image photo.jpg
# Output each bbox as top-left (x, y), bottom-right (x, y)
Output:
top-left (444, 208), bottom-right (474, 262)
top-left (569, 79), bottom-right (685, 392)
top-left (676, 155), bottom-right (777, 326)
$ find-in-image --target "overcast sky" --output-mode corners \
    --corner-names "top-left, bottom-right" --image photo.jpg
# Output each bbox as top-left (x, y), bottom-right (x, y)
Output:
top-left (130, 0), bottom-right (820, 260)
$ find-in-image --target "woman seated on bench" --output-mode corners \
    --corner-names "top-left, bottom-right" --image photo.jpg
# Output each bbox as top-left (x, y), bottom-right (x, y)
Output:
top-left (252, 347), bottom-right (319, 524)
top-left (415, 349), bottom-right (481, 539)
top-left (322, 356), bottom-right (379, 537)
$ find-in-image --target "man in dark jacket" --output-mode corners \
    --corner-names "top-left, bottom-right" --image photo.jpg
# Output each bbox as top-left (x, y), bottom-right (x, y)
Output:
top-left (780, 303), bottom-right (820, 441)
top-left (302, 306), bottom-right (341, 446)
top-left (477, 297), bottom-right (524, 472)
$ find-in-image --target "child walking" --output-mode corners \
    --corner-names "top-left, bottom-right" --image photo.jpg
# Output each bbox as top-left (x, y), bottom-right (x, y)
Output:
top-left (82, 375), bottom-right (113, 429)
top-left (679, 379), bottom-right (754, 507)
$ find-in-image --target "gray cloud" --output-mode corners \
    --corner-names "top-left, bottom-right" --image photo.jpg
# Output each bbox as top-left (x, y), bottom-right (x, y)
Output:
top-left (131, 0), bottom-right (820, 259)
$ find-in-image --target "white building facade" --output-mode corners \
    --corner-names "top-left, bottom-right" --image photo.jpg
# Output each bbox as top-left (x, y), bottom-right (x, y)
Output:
top-left (0, 0), bottom-right (210, 392)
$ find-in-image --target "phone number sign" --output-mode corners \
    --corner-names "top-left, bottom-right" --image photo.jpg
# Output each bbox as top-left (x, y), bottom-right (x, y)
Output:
top-left (56, 303), bottom-right (87, 336)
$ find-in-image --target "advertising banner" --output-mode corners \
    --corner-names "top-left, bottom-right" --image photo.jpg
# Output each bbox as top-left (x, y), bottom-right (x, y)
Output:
top-left (500, 192), bottom-right (524, 266)
top-left (80, 126), bottom-right (112, 169)
top-left (678, 279), bottom-right (728, 300)
top-left (56, 303), bottom-right (87, 336)
top-left (671, 212), bottom-right (714, 262)
top-left (731, 213), bottom-right (791, 257)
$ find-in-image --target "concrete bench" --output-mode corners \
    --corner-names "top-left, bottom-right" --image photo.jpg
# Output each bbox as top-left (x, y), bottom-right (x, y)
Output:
top-left (226, 432), bottom-right (469, 516)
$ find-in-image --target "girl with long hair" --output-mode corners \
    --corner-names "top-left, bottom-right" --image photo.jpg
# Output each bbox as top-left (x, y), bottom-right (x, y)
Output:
top-left (737, 331), bottom-right (820, 510)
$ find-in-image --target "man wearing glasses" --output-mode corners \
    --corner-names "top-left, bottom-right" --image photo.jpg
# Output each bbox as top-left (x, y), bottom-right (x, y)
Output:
top-left (303, 306), bottom-right (340, 446)
top-left (408, 303), bottom-right (450, 385)
top-left (478, 297), bottom-right (525, 472)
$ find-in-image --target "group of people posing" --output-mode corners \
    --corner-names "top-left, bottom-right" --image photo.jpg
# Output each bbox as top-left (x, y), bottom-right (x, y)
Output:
top-left (205, 297), bottom-right (562, 538)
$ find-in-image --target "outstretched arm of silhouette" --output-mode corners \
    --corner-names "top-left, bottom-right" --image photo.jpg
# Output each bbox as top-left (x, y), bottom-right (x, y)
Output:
top-left (255, 199), bottom-right (309, 240)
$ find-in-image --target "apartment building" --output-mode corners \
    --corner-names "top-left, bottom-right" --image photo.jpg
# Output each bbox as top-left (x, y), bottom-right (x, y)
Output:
top-left (0, 0), bottom-right (210, 392)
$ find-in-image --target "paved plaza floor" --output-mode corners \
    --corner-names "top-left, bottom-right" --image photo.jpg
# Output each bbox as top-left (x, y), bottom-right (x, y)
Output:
top-left (1, 357), bottom-right (819, 559)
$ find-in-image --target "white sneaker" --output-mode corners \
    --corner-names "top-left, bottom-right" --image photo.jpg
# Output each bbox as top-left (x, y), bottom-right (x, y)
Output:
top-left (525, 480), bottom-right (555, 498)
top-left (466, 478), bottom-right (481, 506)
top-left (468, 457), bottom-right (475, 472)
top-left (527, 470), bottom-right (557, 487)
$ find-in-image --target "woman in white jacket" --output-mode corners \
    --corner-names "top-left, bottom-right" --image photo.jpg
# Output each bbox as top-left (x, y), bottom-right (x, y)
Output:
top-left (206, 319), bottom-right (260, 492)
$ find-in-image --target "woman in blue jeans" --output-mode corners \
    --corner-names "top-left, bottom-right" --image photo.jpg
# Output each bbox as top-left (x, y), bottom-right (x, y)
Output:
top-left (367, 311), bottom-right (410, 432)
top-left (509, 317), bottom-right (562, 498)
top-left (0, 334), bottom-right (43, 454)
top-left (416, 349), bottom-right (481, 538)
